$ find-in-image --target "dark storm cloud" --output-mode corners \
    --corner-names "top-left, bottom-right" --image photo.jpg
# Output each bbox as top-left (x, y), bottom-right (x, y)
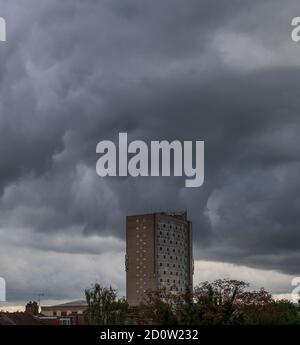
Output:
top-left (0, 0), bottom-right (300, 301)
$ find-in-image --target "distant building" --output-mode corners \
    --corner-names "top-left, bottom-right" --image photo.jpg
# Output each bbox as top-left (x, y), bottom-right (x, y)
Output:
top-left (126, 211), bottom-right (194, 306)
top-left (40, 300), bottom-right (87, 325)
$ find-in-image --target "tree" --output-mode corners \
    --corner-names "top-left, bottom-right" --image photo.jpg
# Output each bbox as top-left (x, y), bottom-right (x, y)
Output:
top-left (243, 300), bottom-right (300, 325)
top-left (139, 280), bottom-right (273, 325)
top-left (139, 279), bottom-right (298, 325)
top-left (84, 283), bottom-right (128, 325)
top-left (138, 287), bottom-right (179, 325)
top-left (87, 278), bottom-right (300, 325)
top-left (176, 288), bottom-right (202, 325)
top-left (193, 279), bottom-right (249, 324)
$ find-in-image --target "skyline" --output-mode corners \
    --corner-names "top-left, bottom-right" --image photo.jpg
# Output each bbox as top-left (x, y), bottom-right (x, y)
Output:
top-left (0, 0), bottom-right (300, 308)
top-left (1, 210), bottom-right (297, 311)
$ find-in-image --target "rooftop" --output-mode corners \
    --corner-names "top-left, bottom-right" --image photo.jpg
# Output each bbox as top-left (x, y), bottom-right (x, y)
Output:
top-left (42, 299), bottom-right (87, 308)
top-left (0, 312), bottom-right (43, 325)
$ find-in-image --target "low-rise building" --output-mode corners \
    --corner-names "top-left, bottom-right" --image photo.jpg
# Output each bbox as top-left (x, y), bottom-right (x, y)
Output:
top-left (40, 300), bottom-right (87, 325)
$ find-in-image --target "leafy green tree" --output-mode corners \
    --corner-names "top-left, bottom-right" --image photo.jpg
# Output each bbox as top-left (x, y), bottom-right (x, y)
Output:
top-left (243, 300), bottom-right (300, 325)
top-left (176, 288), bottom-right (202, 325)
top-left (194, 279), bottom-right (249, 324)
top-left (84, 283), bottom-right (128, 325)
top-left (86, 278), bottom-right (300, 325)
top-left (138, 287), bottom-right (179, 325)
top-left (138, 279), bottom-right (299, 325)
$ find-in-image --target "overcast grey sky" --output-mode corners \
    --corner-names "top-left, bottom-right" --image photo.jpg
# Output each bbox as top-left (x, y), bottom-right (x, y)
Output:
top-left (0, 0), bottom-right (300, 306)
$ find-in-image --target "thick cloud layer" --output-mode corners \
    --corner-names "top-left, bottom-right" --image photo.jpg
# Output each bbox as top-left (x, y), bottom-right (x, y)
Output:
top-left (0, 0), bottom-right (299, 303)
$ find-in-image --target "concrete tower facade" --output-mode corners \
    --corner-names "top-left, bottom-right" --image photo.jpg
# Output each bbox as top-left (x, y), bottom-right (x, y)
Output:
top-left (126, 212), bottom-right (193, 306)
